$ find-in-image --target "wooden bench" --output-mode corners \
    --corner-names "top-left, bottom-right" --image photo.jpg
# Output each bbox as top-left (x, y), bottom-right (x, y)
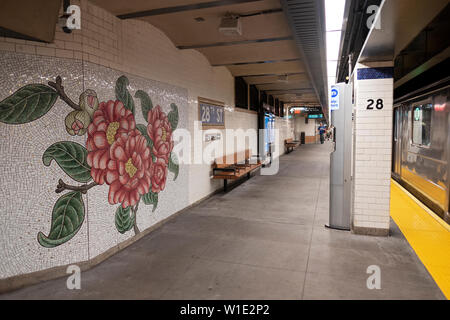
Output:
top-left (212, 149), bottom-right (262, 191)
top-left (285, 138), bottom-right (300, 153)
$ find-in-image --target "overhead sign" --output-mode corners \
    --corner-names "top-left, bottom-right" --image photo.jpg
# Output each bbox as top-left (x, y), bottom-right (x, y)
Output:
top-left (290, 106), bottom-right (321, 113)
top-left (308, 114), bottom-right (324, 119)
top-left (330, 86), bottom-right (339, 111)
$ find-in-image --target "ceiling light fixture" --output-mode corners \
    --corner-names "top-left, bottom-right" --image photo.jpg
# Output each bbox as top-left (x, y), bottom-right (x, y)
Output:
top-left (277, 75), bottom-right (289, 82)
top-left (219, 13), bottom-right (242, 36)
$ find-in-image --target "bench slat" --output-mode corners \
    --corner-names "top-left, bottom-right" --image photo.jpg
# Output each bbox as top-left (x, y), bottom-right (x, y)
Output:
top-left (212, 149), bottom-right (262, 185)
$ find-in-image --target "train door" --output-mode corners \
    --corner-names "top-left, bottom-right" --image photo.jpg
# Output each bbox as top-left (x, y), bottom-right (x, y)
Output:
top-left (392, 106), bottom-right (402, 177)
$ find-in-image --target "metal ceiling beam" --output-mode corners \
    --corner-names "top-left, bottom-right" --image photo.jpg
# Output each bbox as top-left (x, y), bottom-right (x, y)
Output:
top-left (282, 101), bottom-right (320, 104)
top-left (250, 82), bottom-right (288, 85)
top-left (242, 72), bottom-right (304, 77)
top-left (336, 0), bottom-right (383, 83)
top-left (258, 84), bottom-right (311, 90)
top-left (250, 83), bottom-right (311, 87)
top-left (358, 0), bottom-right (449, 63)
top-left (177, 36), bottom-right (293, 50)
top-left (240, 8), bottom-right (283, 17)
top-left (281, 0), bottom-right (329, 121)
top-left (265, 88), bottom-right (314, 93)
top-left (117, 0), bottom-right (263, 19)
top-left (212, 58), bottom-right (300, 67)
top-left (357, 0), bottom-right (394, 62)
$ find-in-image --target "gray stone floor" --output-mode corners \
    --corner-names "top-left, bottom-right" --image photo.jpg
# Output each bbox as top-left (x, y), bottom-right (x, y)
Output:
top-left (1, 143), bottom-right (445, 299)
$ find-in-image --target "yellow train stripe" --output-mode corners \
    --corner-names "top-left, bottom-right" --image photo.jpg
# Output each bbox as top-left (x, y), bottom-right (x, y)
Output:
top-left (391, 180), bottom-right (450, 299)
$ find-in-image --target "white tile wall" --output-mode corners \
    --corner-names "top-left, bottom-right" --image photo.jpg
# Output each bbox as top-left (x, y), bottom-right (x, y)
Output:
top-left (293, 116), bottom-right (318, 141)
top-left (352, 62), bottom-right (394, 231)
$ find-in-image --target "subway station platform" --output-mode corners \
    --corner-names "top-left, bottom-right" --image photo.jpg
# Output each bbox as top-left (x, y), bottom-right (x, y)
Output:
top-left (1, 143), bottom-right (445, 300)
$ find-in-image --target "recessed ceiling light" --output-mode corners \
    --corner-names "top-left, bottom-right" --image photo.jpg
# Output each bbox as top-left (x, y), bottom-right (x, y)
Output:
top-left (194, 17), bottom-right (205, 22)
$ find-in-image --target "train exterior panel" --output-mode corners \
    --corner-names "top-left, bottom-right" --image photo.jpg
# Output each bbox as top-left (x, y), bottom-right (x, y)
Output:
top-left (392, 83), bottom-right (450, 224)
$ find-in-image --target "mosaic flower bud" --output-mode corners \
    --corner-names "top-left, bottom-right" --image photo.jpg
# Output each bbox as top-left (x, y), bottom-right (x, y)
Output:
top-left (79, 89), bottom-right (99, 118)
top-left (65, 110), bottom-right (91, 136)
top-left (147, 105), bottom-right (173, 164)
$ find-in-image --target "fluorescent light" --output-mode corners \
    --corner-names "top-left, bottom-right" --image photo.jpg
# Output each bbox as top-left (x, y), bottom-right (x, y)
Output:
top-left (327, 61), bottom-right (338, 77)
top-left (328, 76), bottom-right (336, 85)
top-left (325, 0), bottom-right (346, 31)
top-left (326, 30), bottom-right (341, 61)
top-left (325, 0), bottom-right (346, 86)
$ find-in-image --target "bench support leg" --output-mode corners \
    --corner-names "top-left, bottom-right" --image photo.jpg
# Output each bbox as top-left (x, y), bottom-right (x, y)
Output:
top-left (247, 172), bottom-right (250, 179)
top-left (224, 179), bottom-right (227, 192)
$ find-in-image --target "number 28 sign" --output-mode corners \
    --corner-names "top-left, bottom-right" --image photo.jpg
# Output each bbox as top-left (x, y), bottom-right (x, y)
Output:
top-left (199, 97), bottom-right (225, 128)
top-left (366, 99), bottom-right (384, 110)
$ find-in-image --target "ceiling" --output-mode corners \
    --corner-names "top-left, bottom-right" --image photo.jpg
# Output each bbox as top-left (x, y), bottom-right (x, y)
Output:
top-left (0, 0), bottom-right (61, 42)
top-left (338, 0), bottom-right (448, 84)
top-left (358, 0), bottom-right (449, 62)
top-left (91, 0), bottom-right (325, 106)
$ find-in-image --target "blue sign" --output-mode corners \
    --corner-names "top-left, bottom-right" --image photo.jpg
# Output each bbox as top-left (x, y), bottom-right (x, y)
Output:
top-left (264, 113), bottom-right (275, 155)
top-left (200, 102), bottom-right (224, 126)
top-left (330, 86), bottom-right (339, 111)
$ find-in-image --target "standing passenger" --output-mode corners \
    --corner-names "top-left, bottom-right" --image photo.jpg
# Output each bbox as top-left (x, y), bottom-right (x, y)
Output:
top-left (318, 123), bottom-right (326, 144)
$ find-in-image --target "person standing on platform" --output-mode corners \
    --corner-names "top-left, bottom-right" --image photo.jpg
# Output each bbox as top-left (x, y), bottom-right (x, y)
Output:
top-left (318, 123), bottom-right (326, 144)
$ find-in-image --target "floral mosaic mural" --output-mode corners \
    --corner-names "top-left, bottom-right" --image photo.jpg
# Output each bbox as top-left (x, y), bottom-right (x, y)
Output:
top-left (0, 75), bottom-right (179, 248)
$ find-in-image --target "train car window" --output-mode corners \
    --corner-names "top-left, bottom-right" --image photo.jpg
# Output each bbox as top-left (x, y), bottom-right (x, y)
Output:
top-left (412, 103), bottom-right (432, 147)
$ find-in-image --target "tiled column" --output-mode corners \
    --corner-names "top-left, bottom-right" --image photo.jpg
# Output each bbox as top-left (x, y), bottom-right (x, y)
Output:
top-left (352, 61), bottom-right (394, 236)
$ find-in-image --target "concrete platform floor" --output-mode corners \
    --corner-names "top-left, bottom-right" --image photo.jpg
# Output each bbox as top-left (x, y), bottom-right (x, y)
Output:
top-left (1, 143), bottom-right (445, 299)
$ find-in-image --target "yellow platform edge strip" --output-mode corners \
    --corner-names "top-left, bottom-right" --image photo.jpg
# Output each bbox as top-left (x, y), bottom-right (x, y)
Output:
top-left (392, 180), bottom-right (450, 232)
top-left (390, 179), bottom-right (450, 299)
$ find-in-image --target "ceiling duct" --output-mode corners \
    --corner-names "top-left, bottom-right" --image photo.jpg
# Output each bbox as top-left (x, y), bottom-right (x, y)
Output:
top-left (281, 0), bottom-right (329, 120)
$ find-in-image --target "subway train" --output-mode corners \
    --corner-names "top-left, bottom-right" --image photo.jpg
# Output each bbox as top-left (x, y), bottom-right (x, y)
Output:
top-left (392, 78), bottom-right (450, 224)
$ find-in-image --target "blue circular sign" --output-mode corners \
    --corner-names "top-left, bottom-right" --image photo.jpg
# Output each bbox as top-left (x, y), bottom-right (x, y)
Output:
top-left (331, 88), bottom-right (338, 98)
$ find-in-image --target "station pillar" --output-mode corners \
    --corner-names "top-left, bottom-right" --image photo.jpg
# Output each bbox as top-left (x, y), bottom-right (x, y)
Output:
top-left (352, 61), bottom-right (394, 236)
